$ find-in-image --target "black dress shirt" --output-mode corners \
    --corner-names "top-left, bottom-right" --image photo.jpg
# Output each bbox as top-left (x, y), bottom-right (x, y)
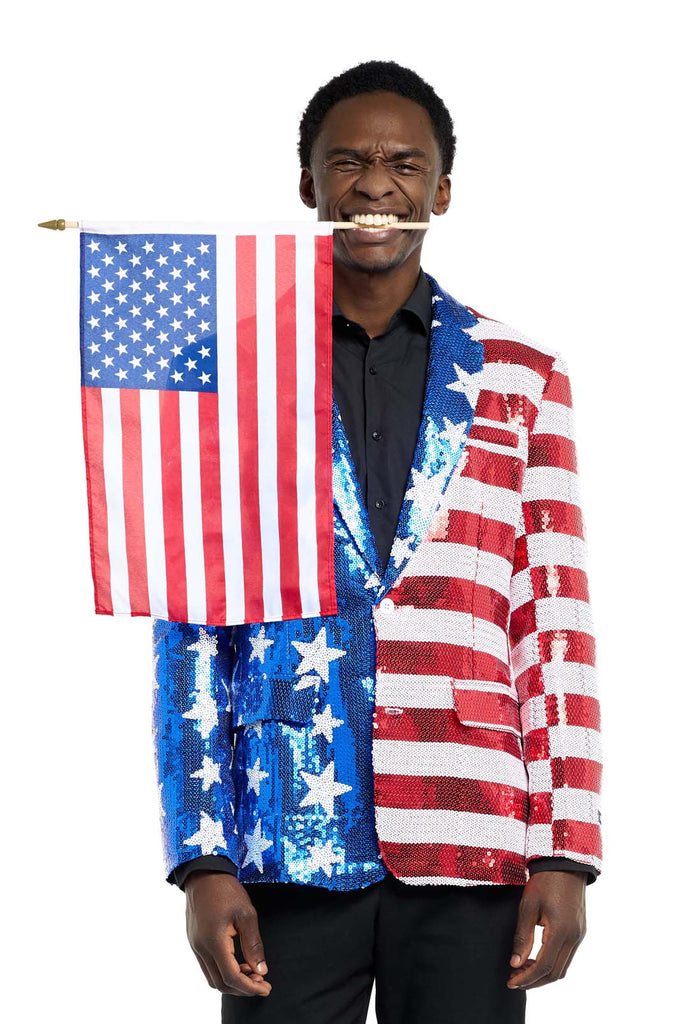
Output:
top-left (172, 267), bottom-right (597, 890)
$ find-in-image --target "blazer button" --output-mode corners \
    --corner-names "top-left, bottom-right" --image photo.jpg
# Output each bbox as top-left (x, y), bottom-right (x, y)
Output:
top-left (379, 597), bottom-right (395, 614)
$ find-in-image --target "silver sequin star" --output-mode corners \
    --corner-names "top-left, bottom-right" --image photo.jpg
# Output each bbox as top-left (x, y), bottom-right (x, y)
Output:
top-left (311, 704), bottom-right (345, 743)
top-left (299, 759), bottom-right (352, 818)
top-left (291, 626), bottom-right (346, 685)
top-left (248, 625), bottom-right (274, 664)
top-left (389, 533), bottom-right (415, 568)
top-left (404, 467), bottom-right (444, 519)
top-left (183, 811), bottom-right (227, 855)
top-left (305, 838), bottom-right (345, 878)
top-left (439, 416), bottom-right (469, 453)
top-left (189, 754), bottom-right (222, 791)
top-left (446, 362), bottom-right (481, 407)
top-left (242, 819), bottom-right (273, 872)
top-left (245, 756), bottom-right (270, 796)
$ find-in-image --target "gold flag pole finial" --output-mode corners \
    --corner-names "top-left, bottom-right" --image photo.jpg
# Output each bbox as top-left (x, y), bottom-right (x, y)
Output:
top-left (38, 219), bottom-right (80, 230)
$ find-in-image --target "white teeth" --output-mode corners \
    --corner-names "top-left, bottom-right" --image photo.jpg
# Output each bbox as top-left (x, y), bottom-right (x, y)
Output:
top-left (350, 213), bottom-right (400, 227)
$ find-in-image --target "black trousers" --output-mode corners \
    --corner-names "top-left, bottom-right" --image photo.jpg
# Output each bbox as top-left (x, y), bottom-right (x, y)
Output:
top-left (221, 871), bottom-right (527, 1024)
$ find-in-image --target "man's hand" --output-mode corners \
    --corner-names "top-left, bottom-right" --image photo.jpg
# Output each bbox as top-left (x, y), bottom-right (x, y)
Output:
top-left (507, 871), bottom-right (587, 990)
top-left (184, 872), bottom-right (272, 998)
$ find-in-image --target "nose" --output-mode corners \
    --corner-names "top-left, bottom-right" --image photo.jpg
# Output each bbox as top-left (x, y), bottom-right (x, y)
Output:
top-left (353, 158), bottom-right (396, 200)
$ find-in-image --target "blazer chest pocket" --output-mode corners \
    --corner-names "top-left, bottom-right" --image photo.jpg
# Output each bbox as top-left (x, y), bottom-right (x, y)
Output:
top-left (452, 683), bottom-right (522, 738)
top-left (230, 621), bottom-right (321, 729)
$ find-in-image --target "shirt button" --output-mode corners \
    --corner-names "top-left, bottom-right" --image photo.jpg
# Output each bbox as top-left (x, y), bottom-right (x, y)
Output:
top-left (379, 598), bottom-right (395, 614)
top-left (372, 430), bottom-right (382, 441)
top-left (368, 366), bottom-right (377, 375)
top-left (375, 498), bottom-right (385, 509)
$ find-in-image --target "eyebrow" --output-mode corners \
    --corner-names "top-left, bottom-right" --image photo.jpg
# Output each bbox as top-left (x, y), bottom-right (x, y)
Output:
top-left (324, 147), bottom-right (429, 161)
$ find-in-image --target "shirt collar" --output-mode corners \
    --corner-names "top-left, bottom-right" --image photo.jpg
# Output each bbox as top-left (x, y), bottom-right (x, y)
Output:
top-left (332, 267), bottom-right (433, 338)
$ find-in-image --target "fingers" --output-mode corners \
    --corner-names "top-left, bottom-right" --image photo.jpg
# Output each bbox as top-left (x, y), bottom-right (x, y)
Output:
top-left (193, 950), bottom-right (214, 987)
top-left (510, 892), bottom-right (538, 970)
top-left (235, 904), bottom-right (269, 979)
top-left (205, 906), bottom-right (271, 997)
top-left (194, 924), bottom-right (271, 997)
top-left (198, 938), bottom-right (273, 997)
top-left (520, 929), bottom-right (582, 989)
top-left (210, 951), bottom-right (273, 997)
top-left (507, 919), bottom-right (582, 990)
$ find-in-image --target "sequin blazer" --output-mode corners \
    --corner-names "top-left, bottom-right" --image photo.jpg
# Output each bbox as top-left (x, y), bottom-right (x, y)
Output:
top-left (152, 271), bottom-right (603, 890)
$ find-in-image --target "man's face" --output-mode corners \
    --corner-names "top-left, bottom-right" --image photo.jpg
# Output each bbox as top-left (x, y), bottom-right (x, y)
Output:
top-left (299, 90), bottom-right (450, 273)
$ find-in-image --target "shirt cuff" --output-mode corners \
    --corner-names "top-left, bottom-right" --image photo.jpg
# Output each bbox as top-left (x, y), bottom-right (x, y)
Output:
top-left (171, 855), bottom-right (239, 892)
top-left (527, 857), bottom-right (599, 886)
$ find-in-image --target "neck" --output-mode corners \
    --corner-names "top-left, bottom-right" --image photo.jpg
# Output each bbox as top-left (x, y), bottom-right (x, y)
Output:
top-left (333, 257), bottom-right (422, 339)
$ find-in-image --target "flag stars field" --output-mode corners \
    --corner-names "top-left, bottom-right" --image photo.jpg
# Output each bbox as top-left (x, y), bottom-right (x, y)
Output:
top-left (81, 232), bottom-right (218, 392)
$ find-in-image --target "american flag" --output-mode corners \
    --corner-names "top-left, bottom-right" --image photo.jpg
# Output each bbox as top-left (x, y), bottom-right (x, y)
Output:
top-left (79, 220), bottom-right (337, 626)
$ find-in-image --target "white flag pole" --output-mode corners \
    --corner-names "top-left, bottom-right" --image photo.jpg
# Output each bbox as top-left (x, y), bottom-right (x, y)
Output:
top-left (38, 218), bottom-right (430, 231)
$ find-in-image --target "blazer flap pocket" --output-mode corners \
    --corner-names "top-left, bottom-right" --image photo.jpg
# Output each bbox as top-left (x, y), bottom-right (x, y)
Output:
top-left (231, 622), bottom-right (321, 728)
top-left (452, 684), bottom-right (522, 737)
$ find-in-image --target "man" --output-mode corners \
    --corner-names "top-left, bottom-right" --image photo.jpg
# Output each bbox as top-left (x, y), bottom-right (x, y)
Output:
top-left (152, 60), bottom-right (602, 1023)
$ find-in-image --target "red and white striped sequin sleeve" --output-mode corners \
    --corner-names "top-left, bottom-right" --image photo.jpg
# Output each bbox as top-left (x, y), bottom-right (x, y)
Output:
top-left (508, 351), bottom-right (603, 877)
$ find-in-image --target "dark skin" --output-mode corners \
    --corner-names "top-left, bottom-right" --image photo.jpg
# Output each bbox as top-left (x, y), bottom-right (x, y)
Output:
top-left (183, 89), bottom-right (588, 997)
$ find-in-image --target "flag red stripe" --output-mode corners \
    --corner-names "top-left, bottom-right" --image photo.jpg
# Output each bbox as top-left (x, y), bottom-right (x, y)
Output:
top-left (553, 819), bottom-right (602, 859)
top-left (81, 386), bottom-right (112, 614)
top-left (313, 233), bottom-right (336, 614)
top-left (374, 773), bottom-right (529, 817)
top-left (119, 389), bottom-right (150, 616)
top-left (198, 391), bottom-right (227, 625)
top-left (378, 841), bottom-right (527, 883)
top-left (159, 390), bottom-right (188, 622)
top-left (274, 235), bottom-right (302, 619)
top-left (377, 641), bottom-right (512, 687)
top-left (235, 235), bottom-right (264, 623)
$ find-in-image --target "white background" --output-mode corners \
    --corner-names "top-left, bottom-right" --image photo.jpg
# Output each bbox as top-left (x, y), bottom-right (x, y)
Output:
top-left (3, 1), bottom-right (686, 1020)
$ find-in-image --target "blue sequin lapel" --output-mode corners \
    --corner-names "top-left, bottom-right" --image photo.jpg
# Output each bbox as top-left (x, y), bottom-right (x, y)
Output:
top-left (331, 271), bottom-right (485, 599)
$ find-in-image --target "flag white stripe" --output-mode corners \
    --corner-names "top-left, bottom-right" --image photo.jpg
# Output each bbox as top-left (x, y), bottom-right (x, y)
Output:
top-left (375, 806), bottom-right (528, 851)
top-left (295, 233), bottom-right (319, 616)
top-left (100, 389), bottom-right (130, 614)
top-left (374, 606), bottom-right (508, 662)
top-left (179, 390), bottom-right (207, 624)
top-left (373, 738), bottom-right (527, 787)
top-left (395, 875), bottom-right (504, 886)
top-left (375, 674), bottom-right (512, 708)
top-left (216, 233), bottom-right (245, 624)
top-left (81, 219), bottom-right (335, 236)
top-left (401, 541), bottom-right (512, 597)
top-left (256, 233), bottom-right (282, 621)
top-left (139, 390), bottom-right (168, 617)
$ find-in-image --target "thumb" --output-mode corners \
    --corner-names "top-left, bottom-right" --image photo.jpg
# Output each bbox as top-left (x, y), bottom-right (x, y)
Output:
top-left (236, 908), bottom-right (268, 976)
top-left (510, 896), bottom-right (539, 967)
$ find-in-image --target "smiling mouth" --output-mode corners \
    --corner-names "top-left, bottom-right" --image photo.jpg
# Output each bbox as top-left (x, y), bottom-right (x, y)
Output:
top-left (344, 213), bottom-right (409, 231)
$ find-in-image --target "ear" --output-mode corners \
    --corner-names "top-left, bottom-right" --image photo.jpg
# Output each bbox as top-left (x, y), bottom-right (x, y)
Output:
top-left (432, 174), bottom-right (451, 217)
top-left (299, 168), bottom-right (317, 209)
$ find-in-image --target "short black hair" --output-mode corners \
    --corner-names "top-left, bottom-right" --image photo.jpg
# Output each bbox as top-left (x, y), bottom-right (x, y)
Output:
top-left (297, 60), bottom-right (456, 176)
